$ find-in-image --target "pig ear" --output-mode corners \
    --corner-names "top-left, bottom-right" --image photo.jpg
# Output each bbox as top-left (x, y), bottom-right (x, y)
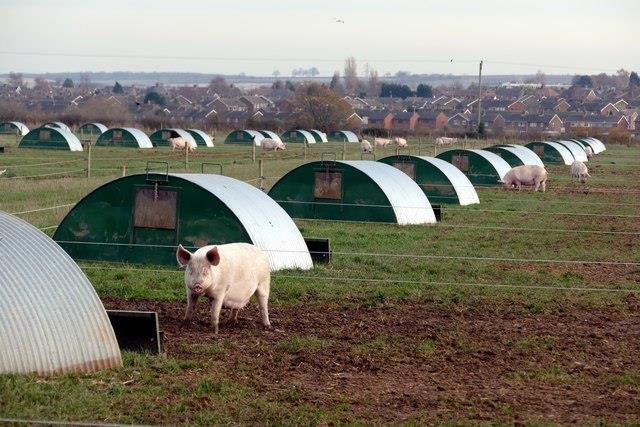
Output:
top-left (176, 244), bottom-right (192, 267)
top-left (206, 246), bottom-right (221, 266)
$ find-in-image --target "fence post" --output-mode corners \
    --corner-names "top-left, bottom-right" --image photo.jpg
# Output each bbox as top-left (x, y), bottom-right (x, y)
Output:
top-left (258, 159), bottom-right (264, 191)
top-left (433, 144), bottom-right (437, 157)
top-left (342, 139), bottom-right (346, 160)
top-left (304, 141), bottom-right (307, 160)
top-left (86, 141), bottom-right (92, 178)
top-left (121, 165), bottom-right (127, 177)
top-left (252, 139), bottom-right (256, 164)
top-left (15, 129), bottom-right (19, 145)
top-left (184, 147), bottom-right (189, 172)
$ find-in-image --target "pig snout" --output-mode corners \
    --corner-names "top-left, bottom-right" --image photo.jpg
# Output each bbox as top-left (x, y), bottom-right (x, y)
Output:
top-left (193, 283), bottom-right (206, 294)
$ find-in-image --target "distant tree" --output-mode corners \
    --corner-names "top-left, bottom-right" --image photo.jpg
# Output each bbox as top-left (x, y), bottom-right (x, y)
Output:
top-left (285, 80), bottom-right (296, 91)
top-left (535, 70), bottom-right (547, 86)
top-left (34, 77), bottom-right (50, 91)
top-left (572, 75), bottom-right (593, 87)
top-left (62, 78), bottom-right (74, 88)
top-left (365, 64), bottom-right (380, 97)
top-left (395, 70), bottom-right (411, 78)
top-left (272, 80), bottom-right (284, 90)
top-left (310, 67), bottom-right (320, 78)
top-left (208, 76), bottom-right (240, 97)
top-left (329, 71), bottom-right (343, 92)
top-left (343, 56), bottom-right (359, 92)
top-left (8, 72), bottom-right (23, 87)
top-left (272, 70), bottom-right (281, 78)
top-left (290, 83), bottom-right (352, 131)
top-left (144, 91), bottom-right (166, 106)
top-left (629, 71), bottom-right (640, 87)
top-left (615, 68), bottom-right (630, 88)
top-left (113, 81), bottom-right (124, 94)
top-left (380, 82), bottom-right (413, 99)
top-left (80, 73), bottom-right (91, 88)
top-left (416, 83), bottom-right (433, 98)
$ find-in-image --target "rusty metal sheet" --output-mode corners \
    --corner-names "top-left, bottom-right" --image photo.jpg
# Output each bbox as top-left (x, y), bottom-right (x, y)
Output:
top-left (452, 154), bottom-right (469, 172)
top-left (134, 188), bottom-right (177, 230)
top-left (314, 171), bottom-right (343, 199)
top-left (392, 161), bottom-right (416, 180)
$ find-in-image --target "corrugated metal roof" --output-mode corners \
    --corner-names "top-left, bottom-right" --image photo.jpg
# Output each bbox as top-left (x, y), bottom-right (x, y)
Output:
top-left (121, 127), bottom-right (154, 148)
top-left (245, 130), bottom-right (265, 146)
top-left (5, 121), bottom-right (29, 135)
top-left (584, 137), bottom-right (606, 153)
top-left (168, 128), bottom-right (197, 146)
top-left (171, 174), bottom-right (313, 271)
top-left (0, 211), bottom-right (122, 375)
top-left (80, 123), bottom-right (108, 134)
top-left (51, 127), bottom-right (83, 151)
top-left (556, 140), bottom-right (588, 162)
top-left (494, 146), bottom-right (544, 166)
top-left (259, 130), bottom-right (283, 144)
top-left (309, 129), bottom-right (328, 142)
top-left (338, 161), bottom-right (436, 225)
top-left (414, 156), bottom-right (480, 206)
top-left (296, 130), bottom-right (316, 144)
top-left (44, 122), bottom-right (71, 132)
top-left (337, 130), bottom-right (359, 143)
top-left (467, 149), bottom-right (512, 179)
top-left (538, 142), bottom-right (574, 165)
top-left (187, 129), bottom-right (215, 147)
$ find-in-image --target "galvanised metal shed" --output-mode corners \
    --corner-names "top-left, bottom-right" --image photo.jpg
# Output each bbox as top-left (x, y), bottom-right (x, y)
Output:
top-left (225, 129), bottom-right (264, 146)
top-left (187, 129), bottom-right (215, 147)
top-left (79, 122), bottom-right (107, 137)
top-left (258, 130), bottom-right (283, 144)
top-left (268, 160), bottom-right (437, 225)
top-left (0, 211), bottom-right (122, 375)
top-left (44, 121), bottom-right (71, 132)
top-left (149, 128), bottom-right (198, 147)
top-left (435, 149), bottom-right (511, 185)
top-left (281, 129), bottom-right (316, 144)
top-left (556, 140), bottom-right (588, 162)
top-left (583, 137), bottom-right (606, 153)
top-left (96, 127), bottom-right (153, 148)
top-left (54, 173), bottom-right (313, 271)
top-left (0, 121), bottom-right (29, 135)
top-left (483, 145), bottom-right (544, 167)
top-left (328, 130), bottom-right (359, 143)
top-left (378, 155), bottom-right (480, 205)
top-left (525, 141), bottom-right (574, 165)
top-left (19, 126), bottom-right (83, 151)
top-left (309, 129), bottom-right (328, 142)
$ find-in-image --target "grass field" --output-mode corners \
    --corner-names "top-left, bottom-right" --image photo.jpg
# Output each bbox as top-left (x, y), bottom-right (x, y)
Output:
top-left (1, 134), bottom-right (639, 424)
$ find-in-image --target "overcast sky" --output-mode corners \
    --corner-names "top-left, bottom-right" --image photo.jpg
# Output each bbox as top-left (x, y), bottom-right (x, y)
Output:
top-left (1, 0), bottom-right (638, 76)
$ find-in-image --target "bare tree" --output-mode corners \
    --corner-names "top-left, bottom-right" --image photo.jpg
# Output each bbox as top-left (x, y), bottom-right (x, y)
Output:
top-left (208, 76), bottom-right (240, 97)
top-left (535, 70), bottom-right (547, 86)
top-left (310, 67), bottom-right (320, 78)
top-left (290, 83), bottom-right (352, 131)
top-left (330, 71), bottom-right (343, 93)
top-left (34, 77), bottom-right (51, 92)
top-left (366, 66), bottom-right (380, 97)
top-left (272, 70), bottom-right (281, 78)
top-left (8, 72), bottom-right (23, 87)
top-left (343, 56), bottom-right (359, 93)
top-left (80, 73), bottom-right (91, 89)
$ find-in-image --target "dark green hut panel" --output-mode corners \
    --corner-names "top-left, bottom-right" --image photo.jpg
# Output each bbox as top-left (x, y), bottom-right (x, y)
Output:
top-left (149, 128), bottom-right (198, 147)
top-left (435, 149), bottom-right (511, 186)
top-left (79, 123), bottom-right (107, 137)
top-left (280, 129), bottom-right (316, 144)
top-left (224, 129), bottom-right (263, 145)
top-left (267, 160), bottom-right (436, 225)
top-left (524, 142), bottom-right (573, 165)
top-left (0, 121), bottom-right (29, 135)
top-left (53, 173), bottom-right (312, 270)
top-left (19, 126), bottom-right (83, 151)
top-left (96, 128), bottom-right (153, 148)
top-left (378, 155), bottom-right (479, 205)
top-left (328, 130), bottom-right (359, 142)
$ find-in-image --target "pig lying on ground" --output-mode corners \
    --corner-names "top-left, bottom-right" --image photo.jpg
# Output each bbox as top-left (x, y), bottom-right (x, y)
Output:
top-left (393, 137), bottom-right (408, 147)
top-left (361, 140), bottom-right (373, 153)
top-left (176, 243), bottom-right (271, 334)
top-left (570, 160), bottom-right (590, 183)
top-left (374, 137), bottom-right (392, 147)
top-left (501, 165), bottom-right (548, 192)
top-left (261, 138), bottom-right (286, 151)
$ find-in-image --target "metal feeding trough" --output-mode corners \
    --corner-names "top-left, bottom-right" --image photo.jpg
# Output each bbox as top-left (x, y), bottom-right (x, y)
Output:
top-left (107, 310), bottom-right (164, 354)
top-left (304, 237), bottom-right (331, 263)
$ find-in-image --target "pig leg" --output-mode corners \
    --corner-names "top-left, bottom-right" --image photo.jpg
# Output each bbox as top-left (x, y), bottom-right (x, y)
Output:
top-left (256, 280), bottom-right (271, 328)
top-left (541, 179), bottom-right (546, 192)
top-left (210, 298), bottom-right (224, 334)
top-left (231, 309), bottom-right (239, 324)
top-left (534, 180), bottom-right (541, 192)
top-left (184, 291), bottom-right (199, 321)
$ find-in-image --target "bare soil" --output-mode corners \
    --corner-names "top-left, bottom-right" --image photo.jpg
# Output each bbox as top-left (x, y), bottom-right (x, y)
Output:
top-left (103, 298), bottom-right (640, 424)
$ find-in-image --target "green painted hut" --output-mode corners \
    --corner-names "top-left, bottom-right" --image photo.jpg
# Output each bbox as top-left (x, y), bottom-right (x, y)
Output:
top-left (435, 149), bottom-right (511, 185)
top-left (96, 128), bottom-right (153, 148)
top-left (19, 126), bottom-right (83, 151)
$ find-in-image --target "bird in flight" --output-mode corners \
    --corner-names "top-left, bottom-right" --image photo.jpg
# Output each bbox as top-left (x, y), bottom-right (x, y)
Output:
top-left (334, 17), bottom-right (345, 23)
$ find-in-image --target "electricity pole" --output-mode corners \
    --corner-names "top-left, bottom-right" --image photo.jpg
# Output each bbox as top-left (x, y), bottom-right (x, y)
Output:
top-left (477, 60), bottom-right (483, 140)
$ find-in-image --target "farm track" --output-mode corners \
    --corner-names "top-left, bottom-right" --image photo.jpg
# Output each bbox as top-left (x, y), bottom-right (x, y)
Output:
top-left (103, 297), bottom-right (640, 424)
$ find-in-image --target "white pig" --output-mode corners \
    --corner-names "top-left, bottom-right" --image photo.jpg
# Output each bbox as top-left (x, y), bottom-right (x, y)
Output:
top-left (570, 161), bottom-right (590, 183)
top-left (176, 243), bottom-right (271, 334)
top-left (393, 137), bottom-right (408, 147)
top-left (169, 137), bottom-right (196, 152)
top-left (374, 137), bottom-right (392, 147)
top-left (261, 138), bottom-right (286, 151)
top-left (584, 146), bottom-right (594, 158)
top-left (361, 139), bottom-right (373, 153)
top-left (501, 165), bottom-right (548, 192)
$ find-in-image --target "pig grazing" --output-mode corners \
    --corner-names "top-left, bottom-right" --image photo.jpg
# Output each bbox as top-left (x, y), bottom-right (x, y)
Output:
top-left (169, 136), bottom-right (196, 152)
top-left (502, 165), bottom-right (548, 192)
top-left (261, 138), bottom-right (286, 151)
top-left (361, 139), bottom-right (373, 153)
top-left (585, 146), bottom-right (594, 158)
top-left (393, 137), bottom-right (408, 147)
top-left (570, 161), bottom-right (590, 183)
top-left (176, 243), bottom-right (271, 334)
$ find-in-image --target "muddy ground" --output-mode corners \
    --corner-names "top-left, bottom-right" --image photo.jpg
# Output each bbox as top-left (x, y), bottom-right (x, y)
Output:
top-left (103, 297), bottom-right (640, 424)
